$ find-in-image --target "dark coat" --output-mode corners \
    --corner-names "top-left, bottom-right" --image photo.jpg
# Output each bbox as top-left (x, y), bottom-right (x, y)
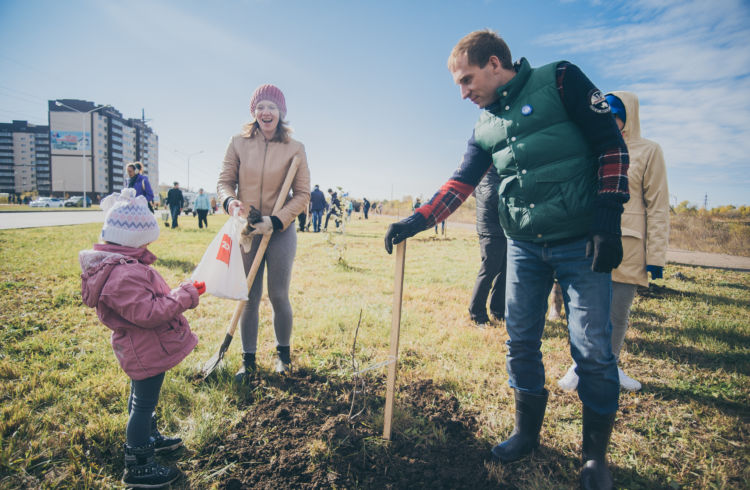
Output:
top-left (166, 187), bottom-right (184, 209)
top-left (475, 168), bottom-right (504, 237)
top-left (310, 188), bottom-right (327, 211)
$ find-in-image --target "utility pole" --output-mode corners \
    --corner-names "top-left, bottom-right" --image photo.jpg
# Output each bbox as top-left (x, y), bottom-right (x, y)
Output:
top-left (704, 193), bottom-right (708, 210)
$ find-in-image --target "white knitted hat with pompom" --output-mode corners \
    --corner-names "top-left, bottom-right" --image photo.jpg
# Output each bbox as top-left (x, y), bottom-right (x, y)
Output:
top-left (100, 188), bottom-right (160, 247)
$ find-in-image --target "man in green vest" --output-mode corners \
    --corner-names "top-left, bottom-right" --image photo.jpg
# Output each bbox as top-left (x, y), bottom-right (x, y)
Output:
top-left (384, 30), bottom-right (629, 490)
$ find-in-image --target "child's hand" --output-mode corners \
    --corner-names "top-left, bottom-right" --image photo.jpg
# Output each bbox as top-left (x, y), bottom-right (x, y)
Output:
top-left (193, 281), bottom-right (206, 296)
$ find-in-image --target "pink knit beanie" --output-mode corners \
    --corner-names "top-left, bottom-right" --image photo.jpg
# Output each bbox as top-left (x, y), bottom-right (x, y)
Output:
top-left (249, 84), bottom-right (287, 119)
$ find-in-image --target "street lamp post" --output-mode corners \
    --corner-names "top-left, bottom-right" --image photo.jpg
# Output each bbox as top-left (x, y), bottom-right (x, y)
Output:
top-left (174, 149), bottom-right (204, 192)
top-left (54, 101), bottom-right (111, 206)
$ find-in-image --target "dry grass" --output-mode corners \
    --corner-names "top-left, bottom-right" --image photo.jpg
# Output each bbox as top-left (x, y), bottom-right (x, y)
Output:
top-left (380, 201), bottom-right (750, 257)
top-left (0, 215), bottom-right (748, 488)
top-left (669, 213), bottom-right (750, 256)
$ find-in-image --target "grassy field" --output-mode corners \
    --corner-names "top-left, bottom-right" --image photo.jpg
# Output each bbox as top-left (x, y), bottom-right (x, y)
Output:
top-left (0, 214), bottom-right (748, 488)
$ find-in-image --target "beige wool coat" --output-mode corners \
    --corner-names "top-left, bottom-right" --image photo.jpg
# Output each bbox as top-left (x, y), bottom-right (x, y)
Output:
top-left (610, 91), bottom-right (670, 287)
top-left (217, 131), bottom-right (310, 231)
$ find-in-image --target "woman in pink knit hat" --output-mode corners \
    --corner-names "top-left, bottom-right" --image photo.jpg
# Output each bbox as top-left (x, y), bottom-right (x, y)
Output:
top-left (216, 84), bottom-right (311, 378)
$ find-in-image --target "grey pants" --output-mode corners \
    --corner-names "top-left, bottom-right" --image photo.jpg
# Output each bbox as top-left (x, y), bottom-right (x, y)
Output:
top-left (468, 234), bottom-right (507, 321)
top-left (610, 281), bottom-right (638, 361)
top-left (240, 225), bottom-right (297, 353)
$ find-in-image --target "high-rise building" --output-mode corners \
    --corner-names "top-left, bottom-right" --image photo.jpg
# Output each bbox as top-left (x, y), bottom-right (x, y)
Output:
top-left (48, 99), bottom-right (158, 200)
top-left (0, 121), bottom-right (51, 197)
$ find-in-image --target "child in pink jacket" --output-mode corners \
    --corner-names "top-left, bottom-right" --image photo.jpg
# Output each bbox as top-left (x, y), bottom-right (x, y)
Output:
top-left (79, 188), bottom-right (205, 488)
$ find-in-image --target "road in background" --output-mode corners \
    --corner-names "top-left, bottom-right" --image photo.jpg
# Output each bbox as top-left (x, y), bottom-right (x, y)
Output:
top-left (0, 210), bottom-right (105, 230)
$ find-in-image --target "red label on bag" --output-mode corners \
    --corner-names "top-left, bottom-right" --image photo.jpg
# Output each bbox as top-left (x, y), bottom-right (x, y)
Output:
top-left (216, 234), bottom-right (232, 266)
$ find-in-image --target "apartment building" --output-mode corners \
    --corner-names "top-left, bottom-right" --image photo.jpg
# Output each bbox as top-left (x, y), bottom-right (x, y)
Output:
top-left (48, 99), bottom-right (158, 200)
top-left (0, 121), bottom-right (51, 197)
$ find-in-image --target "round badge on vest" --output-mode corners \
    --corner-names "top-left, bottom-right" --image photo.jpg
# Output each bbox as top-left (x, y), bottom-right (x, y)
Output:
top-left (521, 104), bottom-right (533, 116)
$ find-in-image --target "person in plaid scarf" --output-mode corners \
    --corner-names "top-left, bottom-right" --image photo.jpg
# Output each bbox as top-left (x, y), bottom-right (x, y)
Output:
top-left (384, 30), bottom-right (629, 490)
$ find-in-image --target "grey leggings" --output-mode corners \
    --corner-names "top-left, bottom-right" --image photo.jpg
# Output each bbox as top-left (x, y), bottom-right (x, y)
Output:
top-left (240, 224), bottom-right (297, 353)
top-left (610, 281), bottom-right (638, 361)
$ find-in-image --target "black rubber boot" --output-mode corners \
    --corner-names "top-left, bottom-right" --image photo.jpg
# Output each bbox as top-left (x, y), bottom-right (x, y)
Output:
top-left (150, 414), bottom-right (182, 453)
top-left (580, 405), bottom-right (616, 490)
top-left (491, 388), bottom-right (548, 462)
top-left (234, 353), bottom-right (256, 383)
top-left (122, 442), bottom-right (181, 488)
top-left (274, 345), bottom-right (291, 374)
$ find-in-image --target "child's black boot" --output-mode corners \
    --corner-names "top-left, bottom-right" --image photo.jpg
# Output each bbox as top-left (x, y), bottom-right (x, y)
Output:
top-left (150, 413), bottom-right (183, 453)
top-left (122, 442), bottom-right (181, 488)
top-left (274, 345), bottom-right (291, 374)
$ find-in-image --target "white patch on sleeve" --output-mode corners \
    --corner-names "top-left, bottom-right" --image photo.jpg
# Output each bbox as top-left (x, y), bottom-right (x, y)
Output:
top-left (589, 89), bottom-right (610, 114)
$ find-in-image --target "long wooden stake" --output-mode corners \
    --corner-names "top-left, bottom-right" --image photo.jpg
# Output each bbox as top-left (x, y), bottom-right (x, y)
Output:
top-left (383, 240), bottom-right (406, 440)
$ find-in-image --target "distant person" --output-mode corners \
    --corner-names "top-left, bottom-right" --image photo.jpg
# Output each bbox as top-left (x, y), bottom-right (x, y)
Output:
top-left (413, 198), bottom-right (421, 210)
top-left (79, 188), bottom-right (204, 488)
top-left (210, 196), bottom-right (218, 214)
top-left (297, 211), bottom-right (307, 232)
top-left (324, 188), bottom-right (341, 230)
top-left (559, 91), bottom-right (668, 393)
top-left (165, 182), bottom-right (184, 229)
top-left (309, 184), bottom-right (326, 232)
top-left (468, 168), bottom-right (507, 326)
top-left (126, 162), bottom-right (155, 213)
top-left (346, 200), bottom-right (353, 220)
top-left (194, 188), bottom-right (211, 229)
top-left (217, 84), bottom-right (311, 377)
top-left (384, 30), bottom-right (629, 489)
top-left (363, 197), bottom-right (371, 219)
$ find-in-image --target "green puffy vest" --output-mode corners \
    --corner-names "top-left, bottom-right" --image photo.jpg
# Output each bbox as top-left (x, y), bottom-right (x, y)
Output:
top-left (473, 59), bottom-right (597, 243)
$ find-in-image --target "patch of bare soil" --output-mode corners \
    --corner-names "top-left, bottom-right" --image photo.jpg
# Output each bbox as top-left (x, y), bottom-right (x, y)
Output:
top-left (193, 369), bottom-right (495, 489)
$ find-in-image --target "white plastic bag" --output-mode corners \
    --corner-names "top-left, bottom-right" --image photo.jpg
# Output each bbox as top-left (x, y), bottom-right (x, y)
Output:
top-left (191, 213), bottom-right (249, 300)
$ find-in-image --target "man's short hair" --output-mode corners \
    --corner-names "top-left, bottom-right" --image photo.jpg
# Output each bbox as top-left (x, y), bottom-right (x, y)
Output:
top-left (173, 182), bottom-right (179, 186)
top-left (448, 29), bottom-right (513, 71)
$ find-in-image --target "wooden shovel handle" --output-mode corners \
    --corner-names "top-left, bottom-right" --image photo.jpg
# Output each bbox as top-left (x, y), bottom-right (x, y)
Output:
top-left (383, 239), bottom-right (406, 440)
top-left (225, 155), bottom-right (302, 337)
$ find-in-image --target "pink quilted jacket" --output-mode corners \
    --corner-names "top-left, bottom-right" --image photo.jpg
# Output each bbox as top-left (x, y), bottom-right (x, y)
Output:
top-left (80, 243), bottom-right (199, 381)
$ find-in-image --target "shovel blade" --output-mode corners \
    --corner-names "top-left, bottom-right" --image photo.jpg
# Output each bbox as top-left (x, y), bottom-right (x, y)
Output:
top-left (200, 333), bottom-right (234, 380)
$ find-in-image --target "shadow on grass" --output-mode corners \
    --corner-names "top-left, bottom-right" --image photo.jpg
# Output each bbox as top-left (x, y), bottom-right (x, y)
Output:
top-left (498, 444), bottom-right (670, 490)
top-left (629, 336), bottom-right (750, 377)
top-left (632, 320), bottom-right (750, 353)
top-left (641, 381), bottom-right (749, 418)
top-left (715, 281), bottom-right (750, 291)
top-left (157, 258), bottom-right (197, 274)
top-left (637, 283), bottom-right (747, 308)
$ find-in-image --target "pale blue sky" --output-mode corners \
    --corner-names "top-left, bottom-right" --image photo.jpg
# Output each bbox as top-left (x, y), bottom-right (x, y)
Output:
top-left (2, 0), bottom-right (749, 207)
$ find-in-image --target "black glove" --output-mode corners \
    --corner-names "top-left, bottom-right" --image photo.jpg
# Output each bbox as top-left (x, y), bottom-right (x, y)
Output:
top-left (384, 220), bottom-right (419, 254)
top-left (585, 233), bottom-right (623, 273)
top-left (646, 265), bottom-right (663, 279)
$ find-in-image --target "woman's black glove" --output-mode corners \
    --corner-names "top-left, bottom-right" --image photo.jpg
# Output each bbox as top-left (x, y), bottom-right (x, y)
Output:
top-left (585, 232), bottom-right (623, 273)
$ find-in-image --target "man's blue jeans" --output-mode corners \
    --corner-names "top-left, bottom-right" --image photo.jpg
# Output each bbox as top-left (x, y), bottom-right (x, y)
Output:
top-left (505, 237), bottom-right (619, 415)
top-left (311, 210), bottom-right (323, 232)
top-left (169, 205), bottom-right (180, 228)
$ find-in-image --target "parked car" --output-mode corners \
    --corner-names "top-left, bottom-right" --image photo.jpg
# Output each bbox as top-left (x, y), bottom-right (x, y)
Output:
top-left (64, 196), bottom-right (92, 208)
top-left (29, 197), bottom-right (64, 208)
top-left (182, 192), bottom-right (197, 216)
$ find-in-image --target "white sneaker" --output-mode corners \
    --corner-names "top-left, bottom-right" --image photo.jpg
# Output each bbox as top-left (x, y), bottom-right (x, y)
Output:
top-left (618, 367), bottom-right (642, 391)
top-left (557, 364), bottom-right (579, 392)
